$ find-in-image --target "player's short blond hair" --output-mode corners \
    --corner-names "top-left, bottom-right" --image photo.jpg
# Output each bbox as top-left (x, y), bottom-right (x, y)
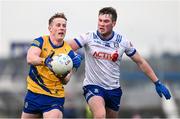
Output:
top-left (49, 13), bottom-right (67, 25)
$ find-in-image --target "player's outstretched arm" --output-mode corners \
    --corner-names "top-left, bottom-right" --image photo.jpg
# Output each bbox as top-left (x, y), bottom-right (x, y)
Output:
top-left (130, 51), bottom-right (171, 100)
top-left (131, 51), bottom-right (159, 82)
top-left (66, 39), bottom-right (80, 51)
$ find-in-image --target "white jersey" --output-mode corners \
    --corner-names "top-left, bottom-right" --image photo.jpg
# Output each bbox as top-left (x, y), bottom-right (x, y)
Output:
top-left (74, 31), bottom-right (136, 89)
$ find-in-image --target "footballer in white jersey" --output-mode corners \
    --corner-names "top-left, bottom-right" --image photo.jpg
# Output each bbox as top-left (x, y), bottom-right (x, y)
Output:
top-left (67, 7), bottom-right (171, 118)
top-left (74, 30), bottom-right (136, 90)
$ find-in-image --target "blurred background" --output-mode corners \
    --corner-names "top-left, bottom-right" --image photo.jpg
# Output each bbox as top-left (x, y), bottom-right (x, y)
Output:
top-left (0, 0), bottom-right (180, 118)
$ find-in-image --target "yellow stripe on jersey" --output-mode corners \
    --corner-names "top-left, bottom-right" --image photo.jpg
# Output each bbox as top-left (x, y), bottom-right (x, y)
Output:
top-left (27, 35), bottom-right (72, 98)
top-left (32, 40), bottom-right (41, 47)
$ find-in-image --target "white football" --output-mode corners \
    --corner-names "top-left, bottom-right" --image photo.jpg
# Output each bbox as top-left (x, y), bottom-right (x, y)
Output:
top-left (51, 54), bottom-right (73, 75)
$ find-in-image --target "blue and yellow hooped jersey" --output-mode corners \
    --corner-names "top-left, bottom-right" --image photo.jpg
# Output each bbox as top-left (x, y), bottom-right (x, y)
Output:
top-left (27, 35), bottom-right (75, 98)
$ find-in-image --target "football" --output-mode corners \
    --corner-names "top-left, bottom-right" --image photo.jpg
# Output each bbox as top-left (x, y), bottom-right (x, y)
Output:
top-left (51, 53), bottom-right (73, 75)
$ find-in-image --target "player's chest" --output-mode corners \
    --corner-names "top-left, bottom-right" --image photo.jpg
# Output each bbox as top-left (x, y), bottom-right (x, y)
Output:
top-left (86, 39), bottom-right (125, 60)
top-left (41, 44), bottom-right (69, 57)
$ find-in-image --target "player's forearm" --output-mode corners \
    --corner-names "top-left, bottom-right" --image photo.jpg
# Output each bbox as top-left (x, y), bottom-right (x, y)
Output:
top-left (67, 39), bottom-right (80, 51)
top-left (138, 59), bottom-right (158, 83)
top-left (61, 68), bottom-right (77, 85)
top-left (61, 70), bottom-right (73, 85)
top-left (27, 54), bottom-right (45, 66)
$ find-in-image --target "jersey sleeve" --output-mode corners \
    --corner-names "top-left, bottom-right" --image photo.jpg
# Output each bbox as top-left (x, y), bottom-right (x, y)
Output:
top-left (31, 37), bottom-right (44, 49)
top-left (122, 36), bottom-right (136, 57)
top-left (74, 32), bottom-right (91, 48)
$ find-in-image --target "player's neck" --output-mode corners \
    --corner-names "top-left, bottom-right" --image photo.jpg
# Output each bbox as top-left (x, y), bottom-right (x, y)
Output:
top-left (50, 35), bottom-right (64, 46)
top-left (97, 30), bottom-right (114, 41)
top-left (102, 32), bottom-right (112, 39)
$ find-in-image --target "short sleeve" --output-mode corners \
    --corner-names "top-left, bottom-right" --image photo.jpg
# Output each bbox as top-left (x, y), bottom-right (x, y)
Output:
top-left (121, 36), bottom-right (136, 57)
top-left (31, 37), bottom-right (44, 49)
top-left (74, 32), bottom-right (91, 48)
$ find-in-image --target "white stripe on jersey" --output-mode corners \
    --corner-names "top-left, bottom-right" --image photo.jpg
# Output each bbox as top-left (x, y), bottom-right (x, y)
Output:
top-left (75, 31), bottom-right (136, 89)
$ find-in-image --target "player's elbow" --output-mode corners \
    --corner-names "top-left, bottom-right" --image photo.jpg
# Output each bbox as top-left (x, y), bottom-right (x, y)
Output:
top-left (27, 57), bottom-right (32, 65)
top-left (26, 55), bottom-right (34, 65)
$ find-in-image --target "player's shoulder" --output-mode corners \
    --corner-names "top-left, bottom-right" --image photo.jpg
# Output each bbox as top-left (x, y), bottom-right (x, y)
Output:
top-left (114, 31), bottom-right (130, 47)
top-left (31, 35), bottom-right (49, 48)
top-left (114, 31), bottom-right (127, 42)
top-left (31, 36), bottom-right (43, 47)
top-left (85, 30), bottom-right (95, 34)
top-left (76, 31), bottom-right (95, 41)
top-left (34, 35), bottom-right (49, 42)
top-left (34, 36), bottom-right (43, 41)
top-left (81, 31), bottom-right (94, 37)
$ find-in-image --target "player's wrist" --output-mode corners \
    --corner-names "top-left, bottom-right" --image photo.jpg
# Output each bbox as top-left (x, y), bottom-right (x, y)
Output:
top-left (154, 79), bottom-right (160, 85)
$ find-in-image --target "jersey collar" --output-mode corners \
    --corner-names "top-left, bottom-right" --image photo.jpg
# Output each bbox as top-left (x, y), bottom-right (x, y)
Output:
top-left (49, 37), bottom-right (64, 48)
top-left (96, 30), bottom-right (114, 41)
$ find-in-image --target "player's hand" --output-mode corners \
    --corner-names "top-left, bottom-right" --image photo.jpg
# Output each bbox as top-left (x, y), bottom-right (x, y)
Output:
top-left (154, 80), bottom-right (171, 100)
top-left (56, 71), bottom-right (70, 79)
top-left (44, 51), bottom-right (55, 71)
top-left (56, 71), bottom-right (71, 85)
top-left (72, 54), bottom-right (82, 69)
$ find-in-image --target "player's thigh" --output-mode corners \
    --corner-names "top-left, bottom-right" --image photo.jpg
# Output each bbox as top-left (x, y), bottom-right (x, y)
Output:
top-left (43, 109), bottom-right (63, 118)
top-left (88, 96), bottom-right (106, 115)
top-left (21, 112), bottom-right (41, 119)
top-left (106, 107), bottom-right (119, 118)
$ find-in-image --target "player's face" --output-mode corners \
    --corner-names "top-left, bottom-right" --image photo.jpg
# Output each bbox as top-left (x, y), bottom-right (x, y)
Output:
top-left (98, 14), bottom-right (116, 38)
top-left (49, 18), bottom-right (67, 41)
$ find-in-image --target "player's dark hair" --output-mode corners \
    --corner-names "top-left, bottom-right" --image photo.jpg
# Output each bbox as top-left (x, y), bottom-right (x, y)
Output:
top-left (49, 13), bottom-right (67, 25)
top-left (99, 7), bottom-right (117, 22)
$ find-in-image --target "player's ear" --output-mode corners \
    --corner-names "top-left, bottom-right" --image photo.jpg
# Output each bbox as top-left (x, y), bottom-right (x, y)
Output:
top-left (112, 21), bottom-right (116, 27)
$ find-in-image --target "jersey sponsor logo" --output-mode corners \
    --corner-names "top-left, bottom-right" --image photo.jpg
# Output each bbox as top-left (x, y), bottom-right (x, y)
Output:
top-left (93, 51), bottom-right (117, 61)
top-left (32, 40), bottom-right (40, 47)
top-left (111, 51), bottom-right (119, 62)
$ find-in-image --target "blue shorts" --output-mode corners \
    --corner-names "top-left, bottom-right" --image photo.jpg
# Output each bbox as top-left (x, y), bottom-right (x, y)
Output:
top-left (23, 90), bottom-right (64, 114)
top-left (83, 85), bottom-right (122, 111)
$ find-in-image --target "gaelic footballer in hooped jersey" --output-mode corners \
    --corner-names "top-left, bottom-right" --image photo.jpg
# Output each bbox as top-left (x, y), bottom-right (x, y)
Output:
top-left (74, 31), bottom-right (136, 90)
